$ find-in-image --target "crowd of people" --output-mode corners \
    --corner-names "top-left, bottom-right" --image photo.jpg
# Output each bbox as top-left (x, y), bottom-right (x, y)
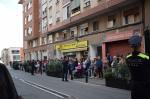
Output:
top-left (10, 53), bottom-right (126, 82)
top-left (10, 60), bottom-right (48, 76)
top-left (61, 53), bottom-right (126, 82)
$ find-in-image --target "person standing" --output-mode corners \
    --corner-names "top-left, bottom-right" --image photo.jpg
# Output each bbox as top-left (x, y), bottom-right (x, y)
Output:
top-left (95, 57), bottom-right (103, 79)
top-left (107, 53), bottom-right (113, 67)
top-left (31, 60), bottom-right (35, 75)
top-left (39, 60), bottom-right (43, 75)
top-left (68, 58), bottom-right (75, 80)
top-left (62, 56), bottom-right (69, 81)
top-left (126, 35), bottom-right (150, 99)
top-left (84, 57), bottom-right (91, 83)
top-left (111, 56), bottom-right (118, 73)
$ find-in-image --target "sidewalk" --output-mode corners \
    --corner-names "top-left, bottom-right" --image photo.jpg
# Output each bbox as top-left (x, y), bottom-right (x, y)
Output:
top-left (74, 77), bottom-right (105, 86)
top-left (10, 69), bottom-right (130, 99)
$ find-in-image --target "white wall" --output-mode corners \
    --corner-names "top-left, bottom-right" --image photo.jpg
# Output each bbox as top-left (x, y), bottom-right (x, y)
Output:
top-left (8, 47), bottom-right (21, 62)
top-left (89, 45), bottom-right (97, 60)
top-left (56, 50), bottom-right (63, 59)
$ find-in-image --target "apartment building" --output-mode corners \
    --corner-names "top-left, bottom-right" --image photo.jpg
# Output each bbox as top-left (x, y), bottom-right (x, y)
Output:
top-left (1, 49), bottom-right (9, 65)
top-left (1, 47), bottom-right (24, 65)
top-left (19, 0), bottom-right (149, 61)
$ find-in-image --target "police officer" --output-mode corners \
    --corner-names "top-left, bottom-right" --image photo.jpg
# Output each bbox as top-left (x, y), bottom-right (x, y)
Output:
top-left (126, 35), bottom-right (150, 99)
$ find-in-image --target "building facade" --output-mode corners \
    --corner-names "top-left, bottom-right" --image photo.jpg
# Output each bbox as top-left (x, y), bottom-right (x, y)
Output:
top-left (1, 47), bottom-right (23, 65)
top-left (19, 0), bottom-right (149, 61)
top-left (1, 49), bottom-right (9, 65)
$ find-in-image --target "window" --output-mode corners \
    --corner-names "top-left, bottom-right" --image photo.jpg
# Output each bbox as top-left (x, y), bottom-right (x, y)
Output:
top-left (71, 6), bottom-right (80, 14)
top-left (48, 6), bottom-right (52, 15)
top-left (80, 23), bottom-right (88, 36)
top-left (42, 18), bottom-right (48, 32)
top-left (48, 16), bottom-right (53, 24)
top-left (123, 7), bottom-right (139, 25)
top-left (71, 0), bottom-right (80, 15)
top-left (70, 31), bottom-right (74, 38)
top-left (42, 37), bottom-right (47, 45)
top-left (28, 1), bottom-right (32, 9)
top-left (107, 15), bottom-right (116, 28)
top-left (25, 29), bottom-right (27, 37)
top-left (63, 5), bottom-right (70, 20)
top-left (56, 11), bottom-right (60, 22)
top-left (63, 33), bottom-right (67, 40)
top-left (93, 21), bottom-right (99, 31)
top-left (28, 27), bottom-right (32, 34)
top-left (48, 35), bottom-right (53, 43)
top-left (55, 33), bottom-right (59, 41)
top-left (48, 6), bottom-right (53, 24)
top-left (13, 55), bottom-right (20, 61)
top-left (84, 0), bottom-right (91, 8)
top-left (42, 4), bottom-right (47, 18)
top-left (70, 27), bottom-right (77, 37)
top-left (42, 8), bottom-right (47, 18)
top-left (32, 39), bottom-right (38, 47)
top-left (28, 14), bottom-right (32, 22)
top-left (12, 50), bottom-right (20, 54)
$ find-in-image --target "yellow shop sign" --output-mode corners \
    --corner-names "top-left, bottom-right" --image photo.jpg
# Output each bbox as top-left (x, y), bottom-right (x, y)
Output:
top-left (76, 40), bottom-right (88, 48)
top-left (55, 40), bottom-right (88, 52)
top-left (61, 42), bottom-right (76, 50)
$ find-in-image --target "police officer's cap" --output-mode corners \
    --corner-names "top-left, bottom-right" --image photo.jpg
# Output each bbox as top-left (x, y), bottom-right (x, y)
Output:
top-left (128, 35), bottom-right (142, 47)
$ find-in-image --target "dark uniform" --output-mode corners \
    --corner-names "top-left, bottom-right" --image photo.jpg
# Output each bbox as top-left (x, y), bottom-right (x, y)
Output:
top-left (126, 35), bottom-right (150, 99)
top-left (62, 56), bottom-right (69, 81)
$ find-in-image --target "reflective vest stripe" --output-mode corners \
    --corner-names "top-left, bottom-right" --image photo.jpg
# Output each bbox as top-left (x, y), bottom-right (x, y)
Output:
top-left (126, 54), bottom-right (132, 58)
top-left (138, 53), bottom-right (149, 60)
top-left (126, 53), bottom-right (149, 60)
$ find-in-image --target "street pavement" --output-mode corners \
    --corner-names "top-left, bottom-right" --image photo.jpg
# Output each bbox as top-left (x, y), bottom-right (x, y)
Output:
top-left (14, 79), bottom-right (61, 99)
top-left (10, 69), bottom-right (130, 99)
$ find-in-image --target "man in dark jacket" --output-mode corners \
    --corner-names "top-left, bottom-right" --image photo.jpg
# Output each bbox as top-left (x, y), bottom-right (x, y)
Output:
top-left (0, 62), bottom-right (21, 99)
top-left (31, 60), bottom-right (35, 75)
top-left (84, 57), bottom-right (91, 83)
top-left (62, 56), bottom-right (69, 81)
top-left (95, 56), bottom-right (103, 78)
top-left (126, 35), bottom-right (150, 99)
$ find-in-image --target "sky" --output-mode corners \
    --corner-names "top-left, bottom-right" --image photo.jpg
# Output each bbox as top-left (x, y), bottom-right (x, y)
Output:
top-left (0, 0), bottom-right (23, 56)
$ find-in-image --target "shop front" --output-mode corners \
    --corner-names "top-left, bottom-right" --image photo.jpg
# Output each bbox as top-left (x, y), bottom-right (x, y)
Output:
top-left (102, 30), bottom-right (134, 61)
top-left (106, 40), bottom-right (132, 57)
top-left (55, 40), bottom-right (88, 59)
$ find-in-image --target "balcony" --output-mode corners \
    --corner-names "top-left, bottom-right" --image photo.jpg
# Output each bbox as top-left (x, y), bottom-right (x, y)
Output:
top-left (48, 0), bottom-right (139, 33)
